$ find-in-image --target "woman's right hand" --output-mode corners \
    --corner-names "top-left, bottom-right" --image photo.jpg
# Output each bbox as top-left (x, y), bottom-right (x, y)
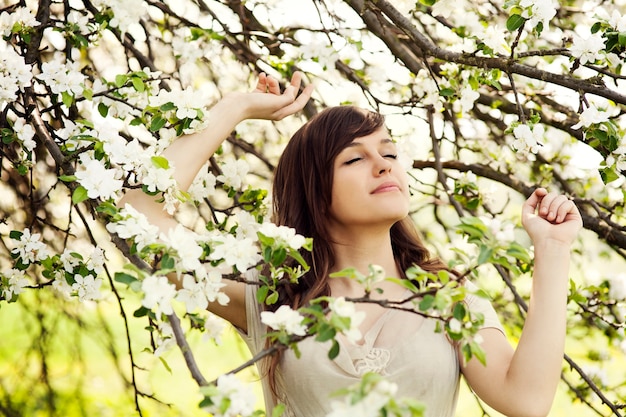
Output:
top-left (229, 71), bottom-right (314, 121)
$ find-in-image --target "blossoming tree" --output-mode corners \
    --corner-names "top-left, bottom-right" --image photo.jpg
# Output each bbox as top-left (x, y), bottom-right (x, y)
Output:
top-left (1, 0), bottom-right (625, 416)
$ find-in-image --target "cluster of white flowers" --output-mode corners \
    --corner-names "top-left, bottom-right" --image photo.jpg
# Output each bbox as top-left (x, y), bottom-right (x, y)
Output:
top-left (260, 305), bottom-right (307, 336)
top-left (75, 154), bottom-right (124, 201)
top-left (202, 374), bottom-right (256, 417)
top-left (160, 224), bottom-right (203, 272)
top-left (36, 54), bottom-right (85, 96)
top-left (13, 117), bottom-right (36, 155)
top-left (154, 321), bottom-right (176, 357)
top-left (481, 216), bottom-right (516, 245)
top-left (412, 69), bottom-right (444, 112)
top-left (0, 44), bottom-right (33, 105)
top-left (176, 271), bottom-right (229, 313)
top-left (149, 87), bottom-right (207, 120)
top-left (188, 165), bottom-right (217, 202)
top-left (258, 222), bottom-right (307, 250)
top-left (11, 228), bottom-right (50, 264)
top-left (141, 275), bottom-right (177, 316)
top-left (482, 25), bottom-right (510, 55)
top-left (520, 0), bottom-right (558, 29)
top-left (329, 297), bottom-right (366, 343)
top-left (1, 268), bottom-right (29, 300)
top-left (327, 377), bottom-right (399, 417)
top-left (572, 106), bottom-right (611, 130)
top-left (92, 0), bottom-right (146, 35)
top-left (512, 123), bottom-right (544, 156)
top-left (216, 159), bottom-right (250, 191)
top-left (0, 6), bottom-right (39, 37)
top-left (570, 32), bottom-right (606, 65)
top-left (72, 273), bottom-right (103, 302)
top-left (106, 204), bottom-right (160, 251)
top-left (209, 233), bottom-right (262, 273)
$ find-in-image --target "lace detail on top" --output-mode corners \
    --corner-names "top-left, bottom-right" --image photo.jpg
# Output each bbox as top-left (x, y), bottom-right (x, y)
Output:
top-left (353, 347), bottom-right (391, 375)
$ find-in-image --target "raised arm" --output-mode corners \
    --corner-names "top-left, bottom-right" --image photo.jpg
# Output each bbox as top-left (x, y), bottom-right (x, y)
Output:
top-left (462, 188), bottom-right (583, 417)
top-left (119, 72), bottom-right (313, 330)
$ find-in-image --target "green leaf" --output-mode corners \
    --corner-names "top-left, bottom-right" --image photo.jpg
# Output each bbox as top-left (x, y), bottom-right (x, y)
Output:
top-left (9, 230), bottom-right (23, 240)
top-left (133, 306), bottom-right (150, 317)
top-left (150, 115), bottom-right (167, 132)
top-left (315, 324), bottom-right (336, 342)
top-left (72, 185), bottom-right (89, 204)
top-left (419, 294), bottom-right (435, 311)
top-left (256, 285), bottom-right (269, 304)
top-left (151, 155), bottom-right (170, 169)
top-left (58, 175), bottom-right (77, 182)
top-left (98, 102), bottom-right (109, 117)
top-left (506, 14), bottom-right (526, 32)
top-left (131, 77), bottom-right (145, 92)
top-left (61, 91), bottom-right (74, 108)
top-left (328, 339), bottom-right (340, 360)
top-left (161, 253), bottom-right (175, 270)
top-left (600, 167), bottom-right (619, 184)
top-left (477, 245), bottom-right (493, 265)
top-left (114, 272), bottom-right (138, 285)
top-left (439, 87), bottom-right (455, 97)
top-left (158, 356), bottom-right (172, 373)
top-left (271, 404), bottom-right (286, 417)
top-left (114, 74), bottom-right (128, 87)
top-left (619, 32), bottom-right (626, 47)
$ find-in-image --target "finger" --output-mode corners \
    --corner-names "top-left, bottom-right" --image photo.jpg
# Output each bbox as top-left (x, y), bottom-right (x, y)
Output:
top-left (522, 187), bottom-right (547, 217)
top-left (543, 194), bottom-right (569, 222)
top-left (254, 72), bottom-right (267, 93)
top-left (272, 84), bottom-right (314, 120)
top-left (537, 191), bottom-right (559, 217)
top-left (266, 75), bottom-right (281, 95)
top-left (554, 198), bottom-right (577, 223)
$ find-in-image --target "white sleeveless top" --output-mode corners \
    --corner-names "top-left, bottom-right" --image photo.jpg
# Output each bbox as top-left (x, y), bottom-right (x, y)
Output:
top-left (239, 278), bottom-right (504, 417)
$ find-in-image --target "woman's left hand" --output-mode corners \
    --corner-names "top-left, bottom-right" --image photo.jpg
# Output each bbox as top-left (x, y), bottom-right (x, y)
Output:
top-left (521, 187), bottom-right (583, 246)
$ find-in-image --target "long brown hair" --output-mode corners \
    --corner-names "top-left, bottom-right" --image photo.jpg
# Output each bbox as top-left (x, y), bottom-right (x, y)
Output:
top-left (263, 106), bottom-right (453, 395)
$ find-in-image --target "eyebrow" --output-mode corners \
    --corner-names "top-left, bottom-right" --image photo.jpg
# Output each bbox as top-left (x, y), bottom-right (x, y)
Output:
top-left (344, 138), bottom-right (395, 148)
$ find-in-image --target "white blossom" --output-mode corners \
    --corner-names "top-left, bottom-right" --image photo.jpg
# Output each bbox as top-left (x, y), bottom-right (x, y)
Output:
top-left (520, 0), bottom-right (558, 29)
top-left (105, 204), bottom-right (160, 251)
top-left (189, 166), bottom-right (217, 202)
top-left (1, 268), bottom-right (29, 300)
top-left (457, 85), bottom-right (480, 114)
top-left (154, 321), bottom-right (176, 357)
top-left (327, 378), bottom-right (399, 417)
top-left (202, 374), bottom-right (256, 417)
top-left (92, 0), bottom-right (146, 35)
top-left (261, 305), bottom-right (307, 336)
top-left (482, 26), bottom-right (510, 55)
top-left (572, 106), bottom-right (611, 129)
top-left (0, 7), bottom-right (40, 37)
top-left (75, 155), bottom-right (123, 200)
top-left (482, 217), bottom-right (516, 245)
top-left (512, 123), bottom-right (544, 155)
top-left (36, 55), bottom-right (85, 96)
top-left (329, 297), bottom-right (366, 343)
top-left (72, 274), bottom-right (103, 302)
top-left (258, 222), bottom-right (306, 250)
top-left (160, 224), bottom-right (203, 272)
top-left (203, 314), bottom-right (226, 345)
top-left (216, 159), bottom-right (250, 190)
top-left (52, 275), bottom-right (73, 300)
top-left (0, 44), bottom-right (33, 104)
top-left (141, 275), bottom-right (177, 316)
top-left (13, 118), bottom-right (36, 152)
top-left (209, 234), bottom-right (261, 272)
top-left (60, 250), bottom-right (82, 273)
top-left (11, 228), bottom-right (50, 264)
top-left (570, 32), bottom-right (606, 65)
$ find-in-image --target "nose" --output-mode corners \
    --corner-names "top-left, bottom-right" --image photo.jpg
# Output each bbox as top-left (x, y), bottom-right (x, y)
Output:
top-left (374, 155), bottom-right (392, 176)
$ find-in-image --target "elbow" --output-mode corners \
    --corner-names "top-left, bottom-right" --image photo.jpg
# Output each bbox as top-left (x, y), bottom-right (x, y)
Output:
top-left (505, 401), bottom-right (553, 417)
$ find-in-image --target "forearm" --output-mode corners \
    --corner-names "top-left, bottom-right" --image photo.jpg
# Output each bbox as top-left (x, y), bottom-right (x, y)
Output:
top-left (505, 239), bottom-right (572, 414)
top-left (119, 94), bottom-right (247, 223)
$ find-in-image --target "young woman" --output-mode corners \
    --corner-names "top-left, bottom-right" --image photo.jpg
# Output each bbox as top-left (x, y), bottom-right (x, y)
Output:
top-left (122, 72), bottom-right (583, 417)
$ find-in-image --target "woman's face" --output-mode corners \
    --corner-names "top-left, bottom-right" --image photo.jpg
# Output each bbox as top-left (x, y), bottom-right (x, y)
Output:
top-left (328, 127), bottom-right (410, 231)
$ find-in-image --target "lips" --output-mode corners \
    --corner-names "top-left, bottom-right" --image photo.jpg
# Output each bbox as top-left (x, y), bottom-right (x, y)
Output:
top-left (371, 181), bottom-right (401, 194)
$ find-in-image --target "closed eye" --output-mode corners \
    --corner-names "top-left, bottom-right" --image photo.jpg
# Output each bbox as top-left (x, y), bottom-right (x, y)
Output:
top-left (345, 157), bottom-right (362, 165)
top-left (384, 154), bottom-right (398, 159)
